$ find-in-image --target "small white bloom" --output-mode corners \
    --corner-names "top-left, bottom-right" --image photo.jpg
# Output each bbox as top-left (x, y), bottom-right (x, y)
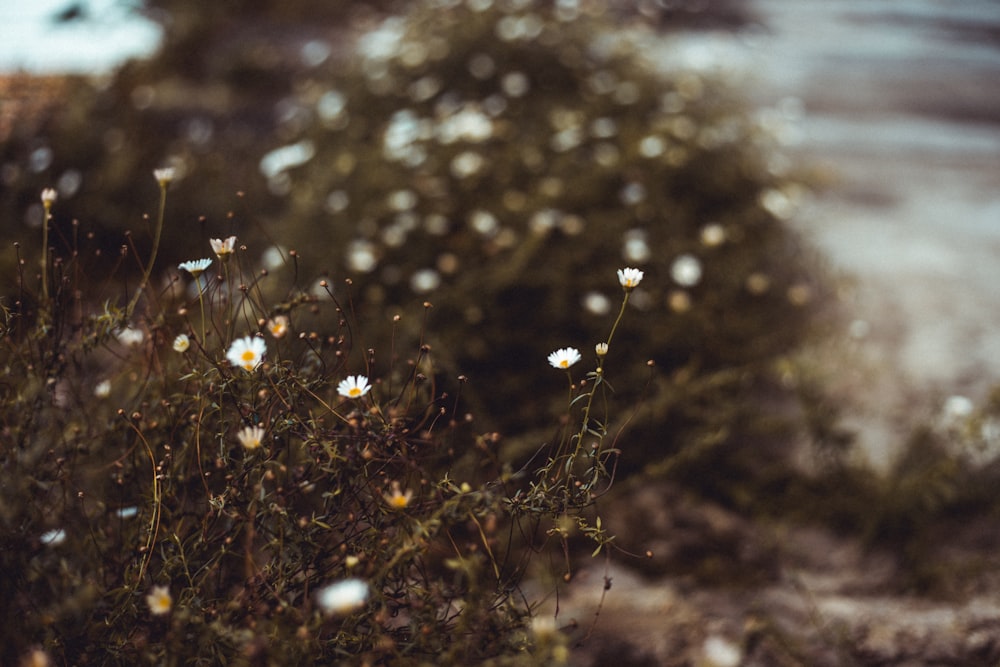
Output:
top-left (237, 425), bottom-right (266, 450)
top-left (178, 258), bottom-right (213, 276)
top-left (173, 334), bottom-right (190, 353)
top-left (210, 236), bottom-right (237, 259)
top-left (617, 267), bottom-right (644, 290)
top-left (595, 342), bottom-right (609, 357)
top-left (146, 585), bottom-right (173, 615)
top-left (385, 484), bottom-right (413, 510)
top-left (267, 315), bottom-right (290, 339)
top-left (153, 167), bottom-right (175, 185)
top-left (116, 326), bottom-right (144, 347)
top-left (226, 336), bottom-right (266, 372)
top-left (40, 528), bottom-right (66, 546)
top-left (40, 188), bottom-right (58, 205)
top-left (94, 379), bottom-right (112, 398)
top-left (116, 506), bottom-right (139, 519)
top-left (316, 578), bottom-right (369, 615)
top-left (337, 375), bottom-right (372, 399)
top-left (547, 347), bottom-right (581, 370)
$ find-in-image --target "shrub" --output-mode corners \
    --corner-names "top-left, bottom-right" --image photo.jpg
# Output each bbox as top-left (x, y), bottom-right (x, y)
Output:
top-left (0, 178), bottom-right (644, 664)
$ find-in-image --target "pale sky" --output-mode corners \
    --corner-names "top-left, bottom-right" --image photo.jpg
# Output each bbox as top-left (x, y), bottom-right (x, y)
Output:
top-left (0, 0), bottom-right (161, 73)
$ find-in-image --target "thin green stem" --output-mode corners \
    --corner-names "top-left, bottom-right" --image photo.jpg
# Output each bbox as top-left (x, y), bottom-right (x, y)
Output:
top-left (41, 201), bottom-right (51, 303)
top-left (127, 183), bottom-right (168, 317)
top-left (604, 291), bottom-right (631, 350)
top-left (222, 261), bottom-right (234, 342)
top-left (196, 277), bottom-right (207, 347)
top-left (559, 291), bottom-right (631, 496)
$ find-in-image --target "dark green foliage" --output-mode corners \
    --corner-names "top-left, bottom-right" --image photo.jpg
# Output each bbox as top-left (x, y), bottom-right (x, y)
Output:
top-left (0, 238), bottom-right (586, 663)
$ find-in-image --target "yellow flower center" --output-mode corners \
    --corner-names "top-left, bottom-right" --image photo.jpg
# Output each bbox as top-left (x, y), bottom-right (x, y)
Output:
top-left (559, 360), bottom-right (569, 368)
top-left (242, 350), bottom-right (256, 361)
top-left (349, 387), bottom-right (362, 397)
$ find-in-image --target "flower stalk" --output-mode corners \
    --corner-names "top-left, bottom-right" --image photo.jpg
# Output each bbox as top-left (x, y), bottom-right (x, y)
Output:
top-left (40, 188), bottom-right (57, 304)
top-left (127, 170), bottom-right (173, 317)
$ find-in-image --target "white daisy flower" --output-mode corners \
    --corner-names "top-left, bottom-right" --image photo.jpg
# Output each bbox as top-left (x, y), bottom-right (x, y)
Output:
top-left (226, 336), bottom-right (266, 371)
top-left (172, 334), bottom-right (190, 353)
top-left (178, 258), bottom-right (213, 276)
top-left (617, 267), bottom-right (644, 290)
top-left (385, 484), bottom-right (413, 510)
top-left (237, 425), bottom-right (266, 450)
top-left (146, 585), bottom-right (173, 615)
top-left (210, 236), bottom-right (237, 259)
top-left (153, 167), bottom-right (176, 185)
top-left (267, 315), bottom-right (290, 339)
top-left (547, 347), bottom-right (581, 369)
top-left (337, 375), bottom-right (372, 399)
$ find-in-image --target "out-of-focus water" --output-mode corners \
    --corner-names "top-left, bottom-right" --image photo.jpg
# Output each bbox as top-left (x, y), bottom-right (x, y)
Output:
top-left (674, 0), bottom-right (1000, 468)
top-left (0, 0), bottom-right (160, 73)
top-left (638, 0), bottom-right (1000, 467)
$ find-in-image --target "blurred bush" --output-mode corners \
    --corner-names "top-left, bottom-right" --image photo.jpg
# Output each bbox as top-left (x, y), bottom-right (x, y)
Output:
top-left (267, 0), bottom-right (835, 492)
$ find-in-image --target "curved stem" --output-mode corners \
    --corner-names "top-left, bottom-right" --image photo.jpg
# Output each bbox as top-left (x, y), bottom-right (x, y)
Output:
top-left (604, 291), bottom-right (630, 349)
top-left (127, 183), bottom-right (168, 317)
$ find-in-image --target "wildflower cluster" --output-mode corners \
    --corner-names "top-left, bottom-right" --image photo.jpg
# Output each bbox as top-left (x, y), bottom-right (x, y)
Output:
top-left (525, 268), bottom-right (645, 523)
top-left (0, 173), bottom-right (636, 665)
